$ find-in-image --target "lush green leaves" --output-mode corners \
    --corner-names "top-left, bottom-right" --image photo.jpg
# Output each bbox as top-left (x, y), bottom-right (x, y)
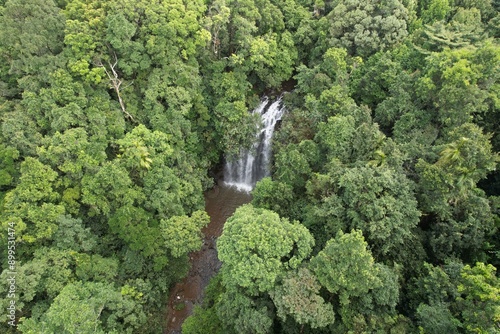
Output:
top-left (0, 0), bottom-right (499, 332)
top-left (271, 267), bottom-right (335, 328)
top-left (327, 0), bottom-right (409, 57)
top-left (218, 204), bottom-right (314, 295)
top-left (457, 263), bottom-right (500, 333)
top-left (161, 210), bottom-right (209, 258)
top-left (310, 230), bottom-right (381, 299)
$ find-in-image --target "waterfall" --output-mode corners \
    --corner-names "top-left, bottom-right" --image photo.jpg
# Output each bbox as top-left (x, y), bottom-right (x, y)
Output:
top-left (224, 96), bottom-right (285, 192)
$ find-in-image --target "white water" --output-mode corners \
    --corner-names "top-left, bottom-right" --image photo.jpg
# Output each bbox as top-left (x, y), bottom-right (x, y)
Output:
top-left (224, 96), bottom-right (285, 192)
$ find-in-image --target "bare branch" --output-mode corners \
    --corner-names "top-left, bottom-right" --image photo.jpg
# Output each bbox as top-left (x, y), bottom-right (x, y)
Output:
top-left (96, 55), bottom-right (135, 122)
top-left (122, 81), bottom-right (134, 90)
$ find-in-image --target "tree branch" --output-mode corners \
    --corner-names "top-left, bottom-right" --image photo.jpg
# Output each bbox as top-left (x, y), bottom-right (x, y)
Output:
top-left (96, 54), bottom-right (135, 122)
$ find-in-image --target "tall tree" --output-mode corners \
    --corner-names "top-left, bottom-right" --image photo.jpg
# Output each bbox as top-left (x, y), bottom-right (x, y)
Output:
top-left (327, 0), bottom-right (409, 57)
top-left (310, 230), bottom-right (405, 332)
top-left (270, 267), bottom-right (335, 329)
top-left (0, 0), bottom-right (65, 92)
top-left (1, 158), bottom-right (64, 247)
top-left (217, 204), bottom-right (314, 295)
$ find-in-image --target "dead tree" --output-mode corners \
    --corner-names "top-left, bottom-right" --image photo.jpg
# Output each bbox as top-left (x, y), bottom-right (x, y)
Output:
top-left (96, 54), bottom-right (135, 122)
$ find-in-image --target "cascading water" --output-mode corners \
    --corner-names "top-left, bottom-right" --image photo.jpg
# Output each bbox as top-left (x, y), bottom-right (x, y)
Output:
top-left (224, 96), bottom-right (285, 192)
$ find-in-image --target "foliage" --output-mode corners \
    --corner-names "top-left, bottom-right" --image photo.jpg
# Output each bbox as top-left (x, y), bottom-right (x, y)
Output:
top-left (217, 204), bottom-right (314, 295)
top-left (327, 0), bottom-right (409, 57)
top-left (456, 263), bottom-right (500, 333)
top-left (271, 267), bottom-right (335, 328)
top-left (17, 281), bottom-right (147, 334)
top-left (310, 230), bottom-right (381, 299)
top-left (0, 0), bottom-right (499, 332)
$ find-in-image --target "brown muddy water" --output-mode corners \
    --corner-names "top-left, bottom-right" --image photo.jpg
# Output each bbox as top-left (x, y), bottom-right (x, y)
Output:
top-left (164, 183), bottom-right (251, 334)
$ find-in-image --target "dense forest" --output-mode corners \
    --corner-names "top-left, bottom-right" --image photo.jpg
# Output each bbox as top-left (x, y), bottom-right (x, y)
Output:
top-left (0, 0), bottom-right (499, 333)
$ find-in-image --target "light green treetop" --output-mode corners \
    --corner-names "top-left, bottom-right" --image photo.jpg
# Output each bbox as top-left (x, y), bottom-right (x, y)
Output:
top-left (217, 204), bottom-right (314, 295)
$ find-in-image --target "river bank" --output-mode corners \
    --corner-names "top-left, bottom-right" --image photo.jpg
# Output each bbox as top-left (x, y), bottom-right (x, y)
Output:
top-left (164, 184), bottom-right (251, 333)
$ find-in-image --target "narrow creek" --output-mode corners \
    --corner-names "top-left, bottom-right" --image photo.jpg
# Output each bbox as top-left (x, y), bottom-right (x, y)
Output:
top-left (164, 95), bottom-right (284, 333)
top-left (164, 184), bottom-right (251, 333)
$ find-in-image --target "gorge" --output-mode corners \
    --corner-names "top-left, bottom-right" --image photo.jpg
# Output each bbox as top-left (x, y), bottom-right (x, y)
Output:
top-left (165, 96), bottom-right (285, 333)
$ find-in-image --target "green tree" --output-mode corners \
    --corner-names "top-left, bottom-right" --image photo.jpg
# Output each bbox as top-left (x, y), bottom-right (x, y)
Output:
top-left (182, 273), bottom-right (224, 334)
top-left (107, 206), bottom-right (160, 258)
top-left (420, 0), bottom-right (451, 24)
top-left (1, 102), bottom-right (44, 156)
top-left (183, 305), bottom-right (223, 334)
top-left (409, 261), bottom-right (462, 312)
top-left (306, 165), bottom-right (420, 259)
top-left (457, 263), bottom-right (500, 333)
top-left (216, 287), bottom-right (274, 334)
top-left (417, 303), bottom-right (460, 334)
top-left (62, 0), bottom-right (107, 83)
top-left (274, 144), bottom-right (313, 190)
top-left (1, 158), bottom-right (64, 245)
top-left (417, 124), bottom-right (497, 261)
top-left (310, 230), bottom-right (404, 332)
top-left (161, 210), bottom-right (209, 258)
top-left (247, 31), bottom-right (298, 88)
top-left (310, 230), bottom-right (381, 301)
top-left (0, 247), bottom-right (75, 325)
top-left (252, 177), bottom-right (296, 220)
top-left (415, 43), bottom-right (500, 129)
top-left (412, 262), bottom-right (500, 333)
top-left (217, 204), bottom-right (314, 295)
top-left (437, 123), bottom-right (498, 187)
top-left (81, 161), bottom-right (139, 217)
top-left (338, 166), bottom-right (420, 256)
top-left (270, 267), bottom-right (335, 328)
top-left (350, 50), bottom-right (405, 109)
top-left (36, 128), bottom-right (106, 187)
top-left (52, 215), bottom-right (97, 252)
top-left (455, 0), bottom-right (496, 22)
top-left (73, 253), bottom-right (118, 283)
top-left (315, 115), bottom-right (357, 163)
top-left (0, 145), bottom-right (19, 191)
top-left (17, 281), bottom-right (147, 334)
top-left (327, 0), bottom-right (409, 57)
top-left (0, 0), bottom-right (65, 91)
top-left (116, 124), bottom-right (206, 216)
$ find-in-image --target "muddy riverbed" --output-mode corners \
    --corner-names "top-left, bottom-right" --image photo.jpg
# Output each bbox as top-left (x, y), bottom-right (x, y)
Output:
top-left (164, 183), bottom-right (251, 333)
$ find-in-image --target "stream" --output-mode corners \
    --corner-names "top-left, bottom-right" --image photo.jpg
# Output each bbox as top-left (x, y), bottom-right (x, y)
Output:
top-left (164, 96), bottom-right (284, 333)
top-left (164, 184), bottom-right (251, 333)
